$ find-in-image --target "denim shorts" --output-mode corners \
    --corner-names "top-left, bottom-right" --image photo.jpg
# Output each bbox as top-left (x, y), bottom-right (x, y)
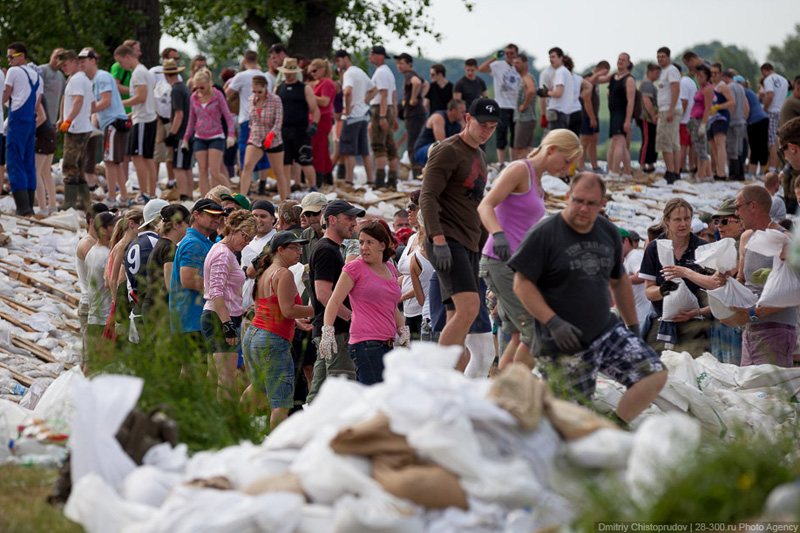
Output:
top-left (242, 326), bottom-right (295, 409)
top-left (200, 311), bottom-right (242, 353)
top-left (349, 340), bottom-right (393, 385)
top-left (193, 137), bottom-right (225, 152)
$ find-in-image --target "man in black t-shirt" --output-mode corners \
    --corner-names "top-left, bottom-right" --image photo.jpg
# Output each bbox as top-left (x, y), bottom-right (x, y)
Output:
top-left (425, 63), bottom-right (453, 113)
top-left (509, 173), bottom-right (666, 423)
top-left (306, 200), bottom-right (364, 403)
top-left (453, 58), bottom-right (487, 109)
top-left (163, 60), bottom-right (192, 200)
top-left (394, 53), bottom-right (427, 174)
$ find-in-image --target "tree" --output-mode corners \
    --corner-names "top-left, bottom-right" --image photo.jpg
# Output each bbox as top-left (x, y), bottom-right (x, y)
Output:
top-left (681, 41), bottom-right (760, 84)
top-left (768, 23), bottom-right (800, 79)
top-left (163, 0), bottom-right (473, 61)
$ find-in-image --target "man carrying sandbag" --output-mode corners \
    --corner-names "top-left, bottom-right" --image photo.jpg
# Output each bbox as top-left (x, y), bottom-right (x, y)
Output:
top-left (722, 185), bottom-right (798, 367)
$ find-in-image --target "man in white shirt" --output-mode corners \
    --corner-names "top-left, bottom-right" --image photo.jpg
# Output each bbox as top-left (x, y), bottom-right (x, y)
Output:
top-left (2, 42), bottom-right (44, 216)
top-left (150, 47), bottom-right (180, 190)
top-left (366, 45), bottom-right (398, 189)
top-left (334, 49), bottom-right (375, 185)
top-left (225, 50), bottom-right (271, 190)
top-left (761, 63), bottom-right (789, 170)
top-left (117, 44), bottom-right (158, 202)
top-left (478, 43), bottom-right (521, 166)
top-left (537, 47), bottom-right (575, 133)
top-left (655, 46), bottom-right (682, 183)
top-left (678, 65), bottom-right (697, 174)
top-left (621, 229), bottom-right (651, 335)
top-left (56, 50), bottom-right (95, 211)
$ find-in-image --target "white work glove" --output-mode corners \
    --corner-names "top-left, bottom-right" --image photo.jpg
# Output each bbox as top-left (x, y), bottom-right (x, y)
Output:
top-left (180, 139), bottom-right (189, 152)
top-left (395, 325), bottom-right (411, 348)
top-left (697, 122), bottom-right (707, 137)
top-left (318, 325), bottom-right (337, 360)
top-left (226, 136), bottom-right (236, 149)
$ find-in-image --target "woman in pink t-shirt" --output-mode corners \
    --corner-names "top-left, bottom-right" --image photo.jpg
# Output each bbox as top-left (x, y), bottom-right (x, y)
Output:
top-left (320, 220), bottom-right (410, 384)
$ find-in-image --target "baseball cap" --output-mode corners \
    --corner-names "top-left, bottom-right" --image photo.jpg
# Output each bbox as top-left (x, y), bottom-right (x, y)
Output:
top-left (270, 231), bottom-right (309, 252)
top-left (713, 198), bottom-right (737, 218)
top-left (691, 217), bottom-right (708, 234)
top-left (300, 192), bottom-right (328, 213)
top-left (191, 198), bottom-right (224, 215)
top-left (370, 45), bottom-right (387, 56)
top-left (627, 230), bottom-right (642, 242)
top-left (733, 75), bottom-right (746, 84)
top-left (618, 227), bottom-right (631, 238)
top-left (219, 193), bottom-right (251, 211)
top-left (251, 200), bottom-right (275, 217)
top-left (324, 199), bottom-right (366, 219)
top-left (140, 199), bottom-right (170, 229)
top-left (393, 52), bottom-right (413, 63)
top-left (469, 98), bottom-right (502, 123)
top-left (78, 47), bottom-right (98, 60)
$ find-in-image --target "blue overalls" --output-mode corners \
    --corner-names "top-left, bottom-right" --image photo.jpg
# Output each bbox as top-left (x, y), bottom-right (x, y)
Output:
top-left (6, 66), bottom-right (39, 193)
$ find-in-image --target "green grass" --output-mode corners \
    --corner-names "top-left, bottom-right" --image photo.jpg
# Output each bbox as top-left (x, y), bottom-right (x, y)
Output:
top-left (0, 466), bottom-right (82, 533)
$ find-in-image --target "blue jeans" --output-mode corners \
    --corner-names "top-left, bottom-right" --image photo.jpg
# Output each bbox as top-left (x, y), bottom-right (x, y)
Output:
top-left (242, 326), bottom-right (294, 409)
top-left (349, 340), bottom-right (392, 385)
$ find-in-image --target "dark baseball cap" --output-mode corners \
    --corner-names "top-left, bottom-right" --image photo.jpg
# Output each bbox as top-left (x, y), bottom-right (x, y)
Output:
top-left (251, 200), bottom-right (276, 217)
top-left (469, 98), bottom-right (502, 123)
top-left (324, 199), bottom-right (365, 218)
top-left (393, 52), bottom-right (413, 63)
top-left (191, 198), bottom-right (224, 215)
top-left (270, 231), bottom-right (309, 252)
top-left (78, 47), bottom-right (99, 60)
top-left (370, 45), bottom-right (387, 56)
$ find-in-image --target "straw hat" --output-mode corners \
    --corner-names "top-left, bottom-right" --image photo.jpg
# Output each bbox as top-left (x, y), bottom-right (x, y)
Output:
top-left (278, 57), bottom-right (302, 74)
top-left (162, 58), bottom-right (185, 75)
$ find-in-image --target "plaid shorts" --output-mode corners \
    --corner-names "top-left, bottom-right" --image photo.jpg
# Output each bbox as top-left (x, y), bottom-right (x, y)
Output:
top-left (768, 111), bottom-right (780, 147)
top-left (538, 320), bottom-right (665, 400)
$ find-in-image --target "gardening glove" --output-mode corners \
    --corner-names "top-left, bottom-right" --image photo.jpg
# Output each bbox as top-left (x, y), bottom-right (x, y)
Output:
top-left (395, 326), bottom-right (411, 348)
top-left (698, 122), bottom-right (707, 137)
top-left (536, 86), bottom-right (549, 98)
top-left (226, 136), bottom-right (236, 149)
top-left (319, 325), bottom-right (337, 360)
top-left (58, 120), bottom-right (71, 133)
top-left (545, 315), bottom-right (583, 353)
top-left (659, 279), bottom-right (679, 297)
top-left (307, 122), bottom-right (318, 137)
top-left (263, 131), bottom-right (275, 149)
top-left (221, 320), bottom-right (238, 345)
top-left (180, 139), bottom-right (190, 152)
top-left (495, 50), bottom-right (505, 60)
top-left (709, 105), bottom-right (720, 115)
top-left (432, 242), bottom-right (453, 272)
top-left (540, 115), bottom-right (548, 129)
top-left (164, 133), bottom-right (179, 148)
top-left (492, 231), bottom-right (511, 261)
top-left (751, 267), bottom-right (772, 286)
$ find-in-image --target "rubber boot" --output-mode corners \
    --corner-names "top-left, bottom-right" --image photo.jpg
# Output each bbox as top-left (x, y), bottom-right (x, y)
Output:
top-left (387, 169), bottom-right (398, 190)
top-left (335, 164), bottom-right (345, 181)
top-left (77, 182), bottom-right (91, 211)
top-left (62, 183), bottom-right (78, 211)
top-left (257, 179), bottom-right (266, 196)
top-left (12, 189), bottom-right (34, 216)
top-left (375, 169), bottom-right (386, 189)
top-left (27, 190), bottom-right (37, 213)
top-left (315, 171), bottom-right (324, 189)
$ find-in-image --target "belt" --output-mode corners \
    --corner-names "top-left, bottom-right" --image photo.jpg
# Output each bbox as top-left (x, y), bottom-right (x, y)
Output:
top-left (359, 339), bottom-right (394, 347)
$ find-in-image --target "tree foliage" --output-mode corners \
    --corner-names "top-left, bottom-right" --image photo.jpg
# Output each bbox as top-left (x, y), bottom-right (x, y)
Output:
top-left (681, 41), bottom-right (760, 84)
top-left (768, 23), bottom-right (800, 80)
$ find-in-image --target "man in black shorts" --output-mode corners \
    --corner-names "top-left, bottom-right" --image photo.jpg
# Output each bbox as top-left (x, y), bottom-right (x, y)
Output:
top-left (509, 173), bottom-right (667, 423)
top-left (162, 59), bottom-right (192, 201)
top-left (276, 58), bottom-right (320, 189)
top-left (334, 50), bottom-right (375, 184)
top-left (420, 98), bottom-right (498, 365)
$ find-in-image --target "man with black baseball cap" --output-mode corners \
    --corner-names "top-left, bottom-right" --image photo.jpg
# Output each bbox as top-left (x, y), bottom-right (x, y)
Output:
top-left (420, 97), bottom-right (499, 367)
top-left (241, 199), bottom-right (278, 311)
top-left (306, 199), bottom-right (365, 402)
top-left (394, 52), bottom-right (427, 175)
top-left (367, 45), bottom-right (399, 189)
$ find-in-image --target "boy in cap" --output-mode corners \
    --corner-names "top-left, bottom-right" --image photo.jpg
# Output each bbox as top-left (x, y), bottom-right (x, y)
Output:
top-left (366, 45), bottom-right (399, 189)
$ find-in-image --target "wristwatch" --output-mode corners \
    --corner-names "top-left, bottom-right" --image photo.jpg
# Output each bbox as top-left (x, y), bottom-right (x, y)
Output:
top-left (747, 306), bottom-right (759, 322)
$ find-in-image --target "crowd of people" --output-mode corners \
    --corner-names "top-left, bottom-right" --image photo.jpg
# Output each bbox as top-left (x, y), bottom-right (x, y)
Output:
top-left (3, 37), bottom-right (799, 429)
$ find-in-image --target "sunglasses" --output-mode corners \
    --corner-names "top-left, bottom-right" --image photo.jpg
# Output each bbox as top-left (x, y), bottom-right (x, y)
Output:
top-left (301, 211), bottom-right (321, 217)
top-left (714, 217), bottom-right (739, 226)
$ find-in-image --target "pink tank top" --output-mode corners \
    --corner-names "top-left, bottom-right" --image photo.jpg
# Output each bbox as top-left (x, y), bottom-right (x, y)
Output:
top-left (482, 159), bottom-right (545, 260)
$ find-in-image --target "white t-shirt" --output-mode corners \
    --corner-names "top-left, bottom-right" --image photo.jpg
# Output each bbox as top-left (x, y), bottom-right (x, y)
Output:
top-left (623, 248), bottom-right (652, 328)
top-left (489, 60), bottom-right (520, 109)
top-left (369, 64), bottom-right (395, 107)
top-left (547, 66), bottom-right (574, 113)
top-left (130, 63), bottom-right (157, 124)
top-left (4, 63), bottom-right (43, 112)
top-left (63, 71), bottom-right (94, 134)
top-left (228, 68), bottom-right (270, 123)
top-left (657, 64), bottom-right (682, 112)
top-left (0, 69), bottom-right (5, 135)
top-left (566, 72), bottom-right (583, 114)
top-left (679, 76), bottom-right (697, 124)
top-left (241, 229), bottom-right (277, 311)
top-left (85, 244), bottom-right (112, 326)
top-left (344, 65), bottom-right (374, 118)
top-left (764, 73), bottom-right (789, 113)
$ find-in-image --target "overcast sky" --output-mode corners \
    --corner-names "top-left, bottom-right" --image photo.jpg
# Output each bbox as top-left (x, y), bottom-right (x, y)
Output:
top-left (164, 0), bottom-right (799, 72)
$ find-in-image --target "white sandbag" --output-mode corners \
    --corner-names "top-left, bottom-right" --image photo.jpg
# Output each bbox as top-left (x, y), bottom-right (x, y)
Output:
top-left (656, 239), bottom-right (675, 267)
top-left (122, 465), bottom-right (182, 507)
top-left (69, 375), bottom-right (143, 491)
top-left (694, 238), bottom-right (738, 272)
top-left (65, 474), bottom-right (157, 533)
top-left (625, 413), bottom-right (701, 505)
top-left (564, 428), bottom-right (635, 469)
top-left (333, 495), bottom-right (423, 533)
top-left (143, 442), bottom-right (189, 473)
top-left (706, 278), bottom-right (758, 320)
top-left (0, 399), bottom-right (30, 451)
top-left (746, 229), bottom-right (790, 257)
top-left (661, 280), bottom-right (699, 320)
top-left (33, 366), bottom-right (86, 431)
top-left (297, 504), bottom-right (336, 533)
top-left (758, 255), bottom-right (800, 308)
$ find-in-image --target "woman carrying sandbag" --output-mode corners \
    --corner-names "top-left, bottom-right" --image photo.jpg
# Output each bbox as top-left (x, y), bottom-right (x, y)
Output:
top-left (639, 198), bottom-right (713, 354)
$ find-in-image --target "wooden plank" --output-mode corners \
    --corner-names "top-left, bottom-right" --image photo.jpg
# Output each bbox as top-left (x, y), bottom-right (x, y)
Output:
top-left (0, 261), bottom-right (80, 306)
top-left (4, 212), bottom-right (79, 232)
top-left (10, 336), bottom-right (72, 368)
top-left (21, 256), bottom-right (77, 276)
top-left (0, 361), bottom-right (35, 387)
top-left (0, 295), bottom-right (80, 334)
top-left (0, 310), bottom-right (34, 332)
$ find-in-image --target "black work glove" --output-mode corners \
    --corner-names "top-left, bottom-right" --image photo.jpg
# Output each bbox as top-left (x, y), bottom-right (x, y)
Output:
top-left (545, 315), bottom-right (583, 353)
top-left (492, 231), bottom-right (511, 261)
top-left (687, 263), bottom-right (715, 276)
top-left (432, 243), bottom-right (453, 272)
top-left (659, 280), bottom-right (679, 297)
top-left (221, 320), bottom-right (238, 342)
top-left (164, 133), bottom-right (179, 148)
top-left (307, 122), bottom-right (318, 137)
top-left (626, 323), bottom-right (640, 338)
top-left (536, 86), bottom-right (549, 98)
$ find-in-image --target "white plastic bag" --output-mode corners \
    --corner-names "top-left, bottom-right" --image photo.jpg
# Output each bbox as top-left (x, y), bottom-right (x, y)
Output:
top-left (758, 256), bottom-right (800, 308)
top-left (746, 229), bottom-right (790, 257)
top-left (661, 280), bottom-right (699, 320)
top-left (706, 278), bottom-right (758, 319)
top-left (656, 239), bottom-right (675, 267)
top-left (694, 238), bottom-right (738, 272)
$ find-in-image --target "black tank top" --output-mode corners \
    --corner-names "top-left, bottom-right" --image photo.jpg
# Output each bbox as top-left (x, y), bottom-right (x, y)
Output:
top-left (608, 74), bottom-right (630, 113)
top-left (413, 111), bottom-right (463, 152)
top-left (277, 81), bottom-right (309, 129)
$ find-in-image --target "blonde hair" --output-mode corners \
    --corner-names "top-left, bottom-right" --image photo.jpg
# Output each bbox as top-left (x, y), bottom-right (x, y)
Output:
top-left (109, 206), bottom-right (143, 247)
top-left (527, 128), bottom-right (583, 161)
top-left (206, 185), bottom-right (232, 205)
top-left (222, 210), bottom-right (257, 237)
top-left (191, 68), bottom-right (212, 90)
top-left (309, 58), bottom-right (331, 78)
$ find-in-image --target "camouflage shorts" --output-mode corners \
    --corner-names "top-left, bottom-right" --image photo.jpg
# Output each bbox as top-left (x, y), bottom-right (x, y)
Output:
top-left (62, 132), bottom-right (91, 184)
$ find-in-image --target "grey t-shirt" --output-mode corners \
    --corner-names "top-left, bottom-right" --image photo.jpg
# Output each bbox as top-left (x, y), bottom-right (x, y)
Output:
top-left (509, 213), bottom-right (624, 354)
top-left (640, 80), bottom-right (657, 123)
top-left (37, 63), bottom-right (65, 125)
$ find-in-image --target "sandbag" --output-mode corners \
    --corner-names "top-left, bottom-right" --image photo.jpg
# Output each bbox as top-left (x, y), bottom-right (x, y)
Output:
top-left (694, 238), bottom-right (738, 272)
top-left (662, 280), bottom-right (700, 321)
top-left (746, 229), bottom-right (790, 257)
top-left (706, 278), bottom-right (758, 320)
top-left (758, 255), bottom-right (800, 308)
top-left (656, 239), bottom-right (675, 267)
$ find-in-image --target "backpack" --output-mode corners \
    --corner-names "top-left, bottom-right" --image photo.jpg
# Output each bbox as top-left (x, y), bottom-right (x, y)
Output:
top-left (153, 79), bottom-right (172, 119)
top-left (632, 86), bottom-right (643, 121)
